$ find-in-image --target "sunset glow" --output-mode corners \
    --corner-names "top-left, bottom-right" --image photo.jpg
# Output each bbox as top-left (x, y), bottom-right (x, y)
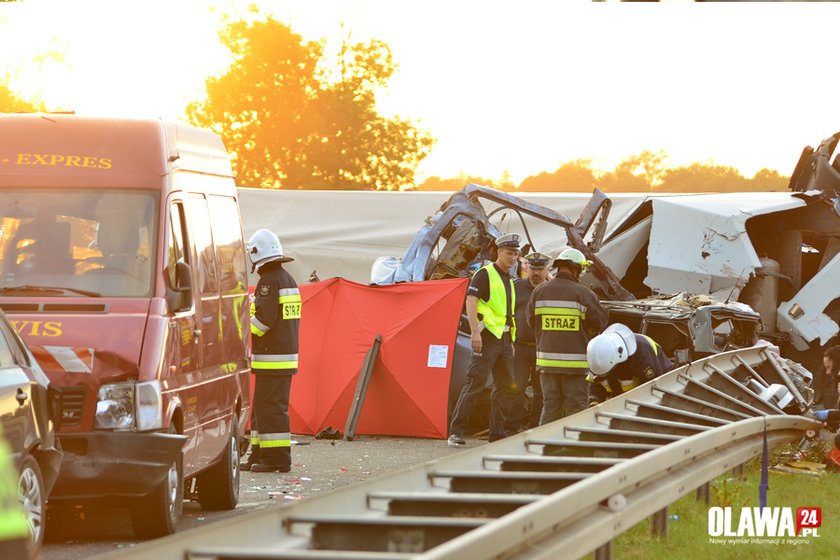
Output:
top-left (2, 0), bottom-right (839, 185)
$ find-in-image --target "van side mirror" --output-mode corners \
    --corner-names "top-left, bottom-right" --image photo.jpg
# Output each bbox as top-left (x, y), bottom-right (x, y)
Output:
top-left (165, 260), bottom-right (193, 313)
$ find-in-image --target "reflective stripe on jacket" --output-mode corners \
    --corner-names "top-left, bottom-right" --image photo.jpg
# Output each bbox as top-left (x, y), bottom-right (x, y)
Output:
top-left (475, 263), bottom-right (516, 341)
top-left (527, 272), bottom-right (607, 374)
top-left (250, 261), bottom-right (301, 373)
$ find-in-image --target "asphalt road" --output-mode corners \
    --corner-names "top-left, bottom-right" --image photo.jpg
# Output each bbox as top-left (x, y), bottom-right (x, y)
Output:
top-left (42, 434), bottom-right (477, 560)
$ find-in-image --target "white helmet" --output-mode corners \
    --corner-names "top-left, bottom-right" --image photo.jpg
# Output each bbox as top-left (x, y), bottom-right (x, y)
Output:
top-left (553, 247), bottom-right (593, 271)
top-left (587, 323), bottom-right (637, 376)
top-left (604, 323), bottom-right (637, 353)
top-left (247, 229), bottom-right (293, 269)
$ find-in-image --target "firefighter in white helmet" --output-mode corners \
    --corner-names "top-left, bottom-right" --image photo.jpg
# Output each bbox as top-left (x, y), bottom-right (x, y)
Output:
top-left (526, 247), bottom-right (608, 424)
top-left (586, 323), bottom-right (673, 405)
top-left (240, 229), bottom-right (300, 473)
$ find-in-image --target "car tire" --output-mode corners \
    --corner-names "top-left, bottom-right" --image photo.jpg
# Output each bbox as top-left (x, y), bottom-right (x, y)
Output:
top-left (18, 455), bottom-right (45, 552)
top-left (130, 427), bottom-right (183, 538)
top-left (196, 413), bottom-right (241, 511)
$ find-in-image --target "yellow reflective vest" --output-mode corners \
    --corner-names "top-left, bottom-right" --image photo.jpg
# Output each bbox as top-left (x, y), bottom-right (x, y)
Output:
top-left (475, 264), bottom-right (516, 341)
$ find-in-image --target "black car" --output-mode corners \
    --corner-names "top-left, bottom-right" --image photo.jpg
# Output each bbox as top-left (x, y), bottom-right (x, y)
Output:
top-left (0, 309), bottom-right (62, 552)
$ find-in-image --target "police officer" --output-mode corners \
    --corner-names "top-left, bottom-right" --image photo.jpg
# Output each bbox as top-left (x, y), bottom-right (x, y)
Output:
top-left (448, 233), bottom-right (521, 446)
top-left (513, 252), bottom-right (551, 429)
top-left (586, 323), bottom-right (673, 405)
top-left (527, 247), bottom-right (608, 424)
top-left (240, 229), bottom-right (301, 473)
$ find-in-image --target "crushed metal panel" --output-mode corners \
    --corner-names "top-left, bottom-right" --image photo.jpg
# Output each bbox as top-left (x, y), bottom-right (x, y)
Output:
top-left (777, 255), bottom-right (840, 350)
top-left (597, 215), bottom-right (652, 279)
top-left (789, 131), bottom-right (840, 195)
top-left (645, 193), bottom-right (807, 298)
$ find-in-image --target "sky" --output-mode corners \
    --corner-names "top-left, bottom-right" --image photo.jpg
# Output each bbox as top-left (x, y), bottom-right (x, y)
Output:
top-left (1, 0), bottom-right (839, 185)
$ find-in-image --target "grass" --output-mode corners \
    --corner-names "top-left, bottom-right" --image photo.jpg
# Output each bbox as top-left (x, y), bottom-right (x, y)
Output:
top-left (613, 441), bottom-right (840, 560)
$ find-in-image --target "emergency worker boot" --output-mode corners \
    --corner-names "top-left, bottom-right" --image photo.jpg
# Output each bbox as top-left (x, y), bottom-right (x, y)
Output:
top-left (447, 435), bottom-right (466, 447)
top-left (239, 451), bottom-right (260, 471)
top-left (251, 463), bottom-right (291, 473)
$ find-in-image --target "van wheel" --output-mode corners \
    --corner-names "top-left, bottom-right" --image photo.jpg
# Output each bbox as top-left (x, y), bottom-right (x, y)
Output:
top-left (197, 413), bottom-right (241, 511)
top-left (18, 455), bottom-right (45, 552)
top-left (130, 430), bottom-right (183, 538)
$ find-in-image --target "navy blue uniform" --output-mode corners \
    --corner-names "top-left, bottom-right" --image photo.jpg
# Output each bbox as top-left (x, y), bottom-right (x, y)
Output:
top-left (247, 261), bottom-right (300, 470)
top-left (589, 334), bottom-right (672, 404)
top-left (450, 264), bottom-right (519, 442)
top-left (513, 277), bottom-right (540, 428)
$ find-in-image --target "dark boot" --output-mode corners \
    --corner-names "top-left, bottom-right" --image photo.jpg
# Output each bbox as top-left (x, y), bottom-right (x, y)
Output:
top-left (239, 449), bottom-right (260, 471)
top-left (251, 463), bottom-right (291, 473)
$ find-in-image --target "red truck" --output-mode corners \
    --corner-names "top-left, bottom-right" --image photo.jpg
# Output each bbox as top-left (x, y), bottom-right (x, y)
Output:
top-left (0, 114), bottom-right (252, 537)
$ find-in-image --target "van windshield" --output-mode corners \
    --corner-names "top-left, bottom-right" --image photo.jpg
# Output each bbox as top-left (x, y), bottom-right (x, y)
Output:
top-left (0, 189), bottom-right (158, 297)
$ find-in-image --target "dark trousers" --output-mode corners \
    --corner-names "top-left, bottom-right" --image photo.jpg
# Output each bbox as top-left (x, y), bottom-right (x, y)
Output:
top-left (513, 342), bottom-right (541, 429)
top-left (539, 372), bottom-right (589, 425)
top-left (249, 372), bottom-right (292, 468)
top-left (449, 330), bottom-right (520, 441)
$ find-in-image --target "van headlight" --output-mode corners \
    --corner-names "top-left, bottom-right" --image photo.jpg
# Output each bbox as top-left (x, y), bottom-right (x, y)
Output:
top-left (95, 381), bottom-right (163, 431)
top-left (135, 381), bottom-right (163, 431)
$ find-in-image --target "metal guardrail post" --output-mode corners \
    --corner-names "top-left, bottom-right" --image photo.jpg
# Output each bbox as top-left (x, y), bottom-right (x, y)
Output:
top-left (651, 507), bottom-right (668, 539)
top-left (593, 541), bottom-right (612, 560)
top-left (695, 482), bottom-right (710, 504)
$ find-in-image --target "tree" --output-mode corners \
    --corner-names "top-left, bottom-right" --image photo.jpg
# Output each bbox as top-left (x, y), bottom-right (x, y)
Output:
top-left (658, 162), bottom-right (750, 193)
top-left (0, 79), bottom-right (43, 112)
top-left (415, 174), bottom-right (507, 191)
top-left (747, 168), bottom-right (789, 192)
top-left (188, 17), bottom-right (434, 190)
top-left (597, 151), bottom-right (669, 193)
top-left (517, 160), bottom-right (599, 192)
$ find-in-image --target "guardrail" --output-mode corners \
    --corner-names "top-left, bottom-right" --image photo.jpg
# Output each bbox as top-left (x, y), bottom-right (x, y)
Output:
top-left (98, 346), bottom-right (824, 560)
top-left (419, 415), bottom-right (816, 560)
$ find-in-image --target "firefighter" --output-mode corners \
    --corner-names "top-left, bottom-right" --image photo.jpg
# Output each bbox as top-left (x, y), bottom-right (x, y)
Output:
top-left (513, 252), bottom-right (551, 429)
top-left (240, 229), bottom-right (301, 473)
top-left (448, 233), bottom-right (521, 446)
top-left (527, 247), bottom-right (608, 424)
top-left (586, 323), bottom-right (673, 405)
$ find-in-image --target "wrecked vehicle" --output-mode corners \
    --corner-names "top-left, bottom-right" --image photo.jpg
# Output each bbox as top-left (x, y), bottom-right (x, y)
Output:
top-left (598, 132), bottom-right (840, 402)
top-left (375, 131), bottom-right (840, 417)
top-left (599, 293), bottom-right (761, 366)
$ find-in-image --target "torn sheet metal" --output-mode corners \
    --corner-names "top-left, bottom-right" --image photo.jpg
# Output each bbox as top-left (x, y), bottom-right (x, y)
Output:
top-left (645, 193), bottom-right (807, 298)
top-left (597, 214), bottom-right (652, 280)
top-left (777, 255), bottom-right (840, 350)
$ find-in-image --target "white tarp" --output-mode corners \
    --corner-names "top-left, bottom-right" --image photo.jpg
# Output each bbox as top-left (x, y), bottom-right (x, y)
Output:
top-left (236, 188), bottom-right (646, 284)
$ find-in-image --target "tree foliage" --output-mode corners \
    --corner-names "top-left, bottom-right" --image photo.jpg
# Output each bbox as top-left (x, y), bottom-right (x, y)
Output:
top-left (416, 152), bottom-right (790, 194)
top-left (187, 17), bottom-right (434, 190)
top-left (415, 173), bottom-right (514, 192)
top-left (517, 160), bottom-right (599, 192)
top-left (0, 79), bottom-right (44, 112)
top-left (599, 151), bottom-right (668, 193)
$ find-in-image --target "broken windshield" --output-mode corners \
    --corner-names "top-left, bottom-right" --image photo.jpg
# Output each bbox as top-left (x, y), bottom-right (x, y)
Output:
top-left (0, 189), bottom-right (157, 297)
